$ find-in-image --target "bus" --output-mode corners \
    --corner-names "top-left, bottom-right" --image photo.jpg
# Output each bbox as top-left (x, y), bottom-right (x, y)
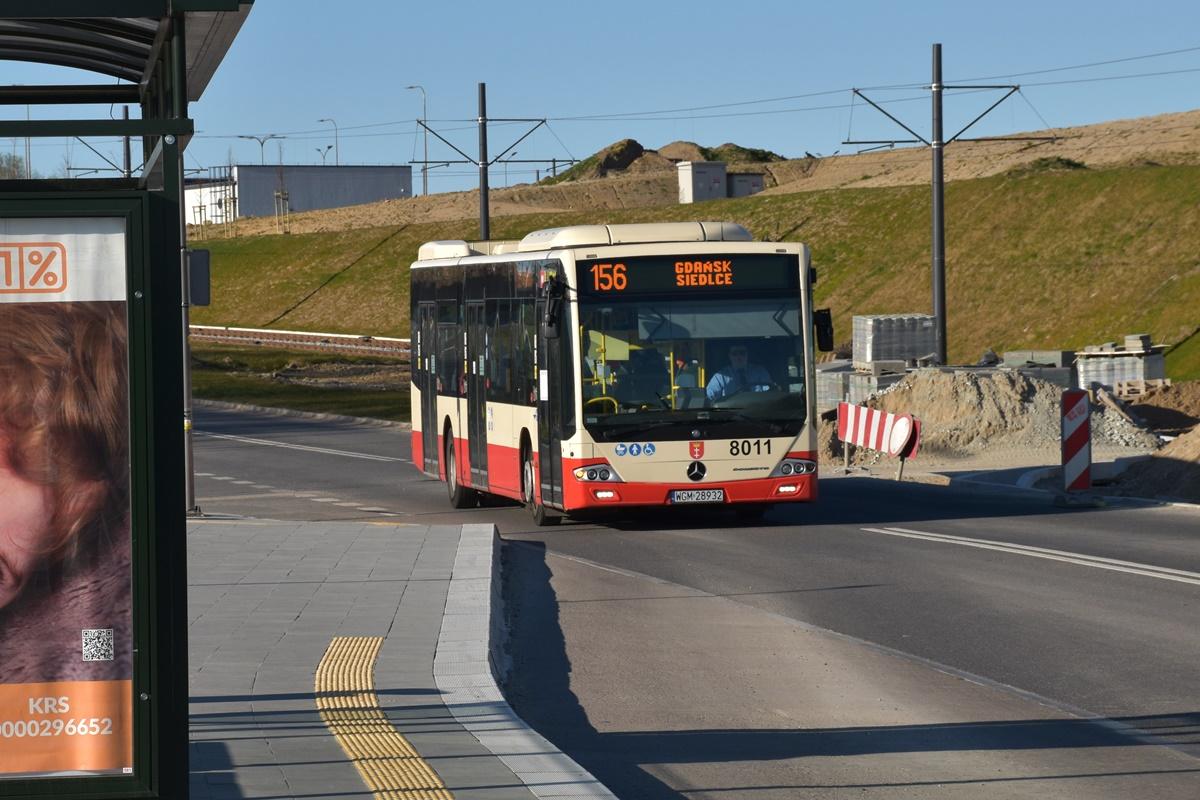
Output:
top-left (409, 221), bottom-right (833, 525)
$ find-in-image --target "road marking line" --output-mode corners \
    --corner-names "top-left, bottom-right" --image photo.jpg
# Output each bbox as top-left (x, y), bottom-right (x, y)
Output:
top-left (211, 476), bottom-right (235, 481)
top-left (316, 636), bottom-right (451, 799)
top-left (199, 491), bottom-right (297, 502)
top-left (335, 502), bottom-right (364, 507)
top-left (860, 527), bottom-right (1200, 587)
top-left (197, 430), bottom-right (404, 462)
top-left (359, 507), bottom-right (390, 512)
top-left (231, 480), bottom-right (254, 485)
top-left (311, 497), bottom-right (340, 503)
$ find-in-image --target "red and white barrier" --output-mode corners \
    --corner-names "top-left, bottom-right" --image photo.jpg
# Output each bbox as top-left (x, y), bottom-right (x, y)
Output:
top-left (837, 402), bottom-right (920, 458)
top-left (1061, 389), bottom-right (1091, 491)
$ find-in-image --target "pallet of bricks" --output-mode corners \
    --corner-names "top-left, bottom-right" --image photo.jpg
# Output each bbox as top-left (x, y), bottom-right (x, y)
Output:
top-left (849, 314), bottom-right (935, 403)
top-left (1075, 333), bottom-right (1168, 398)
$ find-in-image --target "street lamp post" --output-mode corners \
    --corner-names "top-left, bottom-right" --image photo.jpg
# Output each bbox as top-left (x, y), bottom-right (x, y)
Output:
top-left (405, 85), bottom-right (427, 196)
top-left (316, 144), bottom-right (332, 165)
top-left (318, 118), bottom-right (339, 166)
top-left (238, 133), bottom-right (283, 165)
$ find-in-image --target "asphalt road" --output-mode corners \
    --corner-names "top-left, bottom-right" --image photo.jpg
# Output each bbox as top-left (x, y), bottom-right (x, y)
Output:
top-left (193, 404), bottom-right (1200, 799)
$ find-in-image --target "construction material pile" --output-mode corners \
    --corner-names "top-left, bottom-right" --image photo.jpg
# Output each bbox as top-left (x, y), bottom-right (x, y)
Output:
top-left (1128, 382), bottom-right (1200, 436)
top-left (1116, 425), bottom-right (1200, 503)
top-left (820, 369), bottom-right (1160, 460)
top-left (1115, 381), bottom-right (1200, 503)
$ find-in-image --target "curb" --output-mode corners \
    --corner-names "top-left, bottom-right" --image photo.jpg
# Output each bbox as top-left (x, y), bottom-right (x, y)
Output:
top-left (193, 397), bottom-right (411, 430)
top-left (434, 524), bottom-right (617, 800)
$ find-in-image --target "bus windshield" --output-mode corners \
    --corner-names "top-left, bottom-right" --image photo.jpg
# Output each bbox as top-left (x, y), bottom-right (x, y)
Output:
top-left (579, 293), bottom-right (807, 440)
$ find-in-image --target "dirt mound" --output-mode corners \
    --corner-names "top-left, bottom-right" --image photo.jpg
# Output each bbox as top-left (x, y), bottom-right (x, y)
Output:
top-left (595, 139), bottom-right (645, 174)
top-left (863, 370), bottom-right (1158, 457)
top-left (1128, 380), bottom-right (1200, 436)
top-left (625, 150), bottom-right (676, 174)
top-left (764, 108), bottom-right (1200, 196)
top-left (1116, 425), bottom-right (1200, 503)
top-left (659, 141), bottom-right (706, 162)
top-left (706, 142), bottom-right (786, 164)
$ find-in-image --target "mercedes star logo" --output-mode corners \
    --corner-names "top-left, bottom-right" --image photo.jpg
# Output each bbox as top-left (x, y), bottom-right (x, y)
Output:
top-left (687, 461), bottom-right (706, 481)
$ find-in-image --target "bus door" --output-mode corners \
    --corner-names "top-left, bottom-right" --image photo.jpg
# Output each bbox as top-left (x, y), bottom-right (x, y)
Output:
top-left (465, 302), bottom-right (489, 490)
top-left (417, 302), bottom-right (438, 475)
top-left (536, 295), bottom-right (571, 509)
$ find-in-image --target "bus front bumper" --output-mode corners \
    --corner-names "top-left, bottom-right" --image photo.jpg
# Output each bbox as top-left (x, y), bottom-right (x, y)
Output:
top-left (561, 470), bottom-right (817, 510)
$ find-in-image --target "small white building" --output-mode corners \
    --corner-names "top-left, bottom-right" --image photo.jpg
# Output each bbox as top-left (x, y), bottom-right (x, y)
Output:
top-left (677, 161), bottom-right (766, 203)
top-left (185, 164), bottom-right (412, 223)
top-left (677, 161), bottom-right (727, 204)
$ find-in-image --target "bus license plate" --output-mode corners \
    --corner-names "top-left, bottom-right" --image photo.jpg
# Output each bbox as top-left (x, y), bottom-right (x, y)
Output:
top-left (670, 489), bottom-right (725, 504)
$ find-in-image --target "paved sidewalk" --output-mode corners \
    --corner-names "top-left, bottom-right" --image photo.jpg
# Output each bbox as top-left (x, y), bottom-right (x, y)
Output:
top-left (187, 519), bottom-right (541, 800)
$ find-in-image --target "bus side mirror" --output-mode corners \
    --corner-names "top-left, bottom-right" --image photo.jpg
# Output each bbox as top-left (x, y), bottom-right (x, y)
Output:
top-left (542, 278), bottom-right (564, 340)
top-left (814, 308), bottom-right (834, 352)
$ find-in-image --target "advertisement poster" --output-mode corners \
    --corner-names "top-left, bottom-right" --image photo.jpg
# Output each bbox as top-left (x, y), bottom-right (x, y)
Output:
top-left (0, 217), bottom-right (133, 778)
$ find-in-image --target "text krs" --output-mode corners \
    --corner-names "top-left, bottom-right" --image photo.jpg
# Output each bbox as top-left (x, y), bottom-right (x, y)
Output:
top-left (29, 696), bottom-right (70, 714)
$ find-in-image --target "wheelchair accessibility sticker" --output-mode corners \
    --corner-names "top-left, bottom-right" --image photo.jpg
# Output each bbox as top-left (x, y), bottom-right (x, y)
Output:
top-left (614, 442), bottom-right (655, 457)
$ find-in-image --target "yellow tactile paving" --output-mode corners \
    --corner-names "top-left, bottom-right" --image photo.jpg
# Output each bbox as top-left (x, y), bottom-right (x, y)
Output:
top-left (316, 636), bottom-right (453, 800)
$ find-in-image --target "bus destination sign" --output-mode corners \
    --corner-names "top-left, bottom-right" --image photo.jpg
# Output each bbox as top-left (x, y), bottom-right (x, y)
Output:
top-left (579, 254), bottom-right (798, 296)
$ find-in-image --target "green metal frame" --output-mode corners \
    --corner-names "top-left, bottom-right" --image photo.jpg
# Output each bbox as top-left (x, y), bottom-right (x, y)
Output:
top-left (0, 2), bottom-right (251, 798)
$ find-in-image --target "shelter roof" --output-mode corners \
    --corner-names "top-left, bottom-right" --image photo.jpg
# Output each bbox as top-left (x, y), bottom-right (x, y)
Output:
top-left (0, 2), bottom-right (252, 101)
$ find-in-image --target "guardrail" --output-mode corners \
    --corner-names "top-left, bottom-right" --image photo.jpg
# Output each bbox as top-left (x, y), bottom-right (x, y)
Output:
top-left (190, 325), bottom-right (411, 358)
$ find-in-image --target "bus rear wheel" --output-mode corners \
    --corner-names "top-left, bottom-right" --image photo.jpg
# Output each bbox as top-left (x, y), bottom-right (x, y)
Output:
top-left (522, 447), bottom-right (557, 526)
top-left (445, 433), bottom-right (477, 509)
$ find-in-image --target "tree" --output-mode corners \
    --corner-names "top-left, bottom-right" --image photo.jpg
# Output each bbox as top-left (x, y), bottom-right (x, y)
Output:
top-left (0, 152), bottom-right (26, 178)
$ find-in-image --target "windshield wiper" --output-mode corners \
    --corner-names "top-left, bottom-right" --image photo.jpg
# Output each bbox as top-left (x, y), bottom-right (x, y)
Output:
top-left (595, 419), bottom-right (689, 440)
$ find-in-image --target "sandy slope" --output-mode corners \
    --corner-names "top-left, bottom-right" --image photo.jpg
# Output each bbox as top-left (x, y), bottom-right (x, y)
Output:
top-left (196, 108), bottom-right (1200, 239)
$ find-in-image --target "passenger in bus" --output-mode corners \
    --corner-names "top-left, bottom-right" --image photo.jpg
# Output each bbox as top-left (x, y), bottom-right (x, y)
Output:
top-left (706, 344), bottom-right (775, 401)
top-left (673, 350), bottom-right (700, 388)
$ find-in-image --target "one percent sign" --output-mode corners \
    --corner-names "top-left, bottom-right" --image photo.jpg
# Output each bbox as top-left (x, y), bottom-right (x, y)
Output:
top-left (836, 401), bottom-right (922, 480)
top-left (0, 242), bottom-right (68, 294)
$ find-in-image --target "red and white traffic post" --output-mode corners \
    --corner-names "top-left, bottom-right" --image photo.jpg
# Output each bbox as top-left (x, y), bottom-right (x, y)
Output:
top-left (1061, 389), bottom-right (1091, 492)
top-left (837, 402), bottom-right (921, 480)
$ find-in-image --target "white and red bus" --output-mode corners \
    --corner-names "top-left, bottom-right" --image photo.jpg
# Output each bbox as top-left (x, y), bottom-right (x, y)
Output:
top-left (410, 222), bottom-right (833, 524)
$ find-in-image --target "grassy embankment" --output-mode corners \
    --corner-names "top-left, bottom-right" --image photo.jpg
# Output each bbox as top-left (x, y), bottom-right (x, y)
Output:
top-left (191, 162), bottom-right (1200, 417)
top-left (191, 343), bottom-right (411, 421)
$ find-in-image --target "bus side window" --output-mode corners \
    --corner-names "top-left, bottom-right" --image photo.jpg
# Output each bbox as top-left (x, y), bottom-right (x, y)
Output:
top-left (514, 298), bottom-right (536, 406)
top-left (437, 301), bottom-right (460, 398)
top-left (487, 298), bottom-right (514, 403)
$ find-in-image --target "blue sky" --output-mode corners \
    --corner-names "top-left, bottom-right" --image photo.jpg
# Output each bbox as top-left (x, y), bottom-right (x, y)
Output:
top-left (4, 1), bottom-right (1199, 190)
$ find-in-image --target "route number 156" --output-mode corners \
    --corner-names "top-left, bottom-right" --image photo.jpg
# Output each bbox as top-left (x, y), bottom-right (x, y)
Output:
top-left (590, 263), bottom-right (627, 292)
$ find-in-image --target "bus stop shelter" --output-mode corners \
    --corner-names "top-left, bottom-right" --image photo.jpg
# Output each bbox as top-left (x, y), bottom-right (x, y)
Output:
top-left (0, 3), bottom-right (252, 798)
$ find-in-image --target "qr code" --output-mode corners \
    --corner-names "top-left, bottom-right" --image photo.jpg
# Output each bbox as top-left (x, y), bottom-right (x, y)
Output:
top-left (82, 629), bottom-right (114, 662)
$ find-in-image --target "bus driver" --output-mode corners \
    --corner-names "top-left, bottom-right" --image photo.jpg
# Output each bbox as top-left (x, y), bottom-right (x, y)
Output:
top-left (706, 344), bottom-right (774, 401)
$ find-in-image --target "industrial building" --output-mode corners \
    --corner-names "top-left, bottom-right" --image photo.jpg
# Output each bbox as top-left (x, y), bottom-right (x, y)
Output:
top-left (676, 161), bottom-right (766, 204)
top-left (184, 164), bottom-right (412, 223)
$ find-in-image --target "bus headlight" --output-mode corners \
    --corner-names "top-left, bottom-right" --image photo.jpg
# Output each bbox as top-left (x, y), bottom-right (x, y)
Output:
top-left (573, 463), bottom-right (623, 482)
top-left (770, 459), bottom-right (816, 477)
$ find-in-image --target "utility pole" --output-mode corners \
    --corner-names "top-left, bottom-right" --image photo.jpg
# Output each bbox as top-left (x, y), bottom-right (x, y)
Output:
top-left (478, 82), bottom-right (489, 240)
top-left (931, 44), bottom-right (946, 366)
top-left (412, 85), bottom-right (575, 239)
top-left (844, 43), bottom-right (1053, 365)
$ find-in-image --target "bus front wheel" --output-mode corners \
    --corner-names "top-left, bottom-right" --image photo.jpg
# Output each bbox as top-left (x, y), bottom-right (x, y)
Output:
top-left (522, 447), bottom-right (557, 526)
top-left (445, 433), bottom-right (477, 509)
